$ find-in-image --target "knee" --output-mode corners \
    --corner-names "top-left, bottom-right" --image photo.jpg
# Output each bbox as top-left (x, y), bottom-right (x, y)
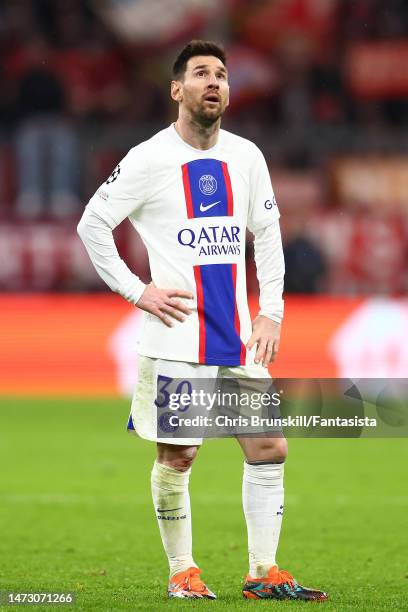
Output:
top-left (170, 447), bottom-right (197, 471)
top-left (157, 444), bottom-right (199, 472)
top-left (272, 438), bottom-right (288, 463)
top-left (247, 437), bottom-right (288, 464)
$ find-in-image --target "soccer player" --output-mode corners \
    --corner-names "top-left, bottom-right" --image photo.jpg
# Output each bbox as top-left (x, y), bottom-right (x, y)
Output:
top-left (77, 40), bottom-right (327, 602)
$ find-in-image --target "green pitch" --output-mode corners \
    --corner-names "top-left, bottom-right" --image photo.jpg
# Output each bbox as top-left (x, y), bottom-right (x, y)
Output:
top-left (1, 397), bottom-right (407, 611)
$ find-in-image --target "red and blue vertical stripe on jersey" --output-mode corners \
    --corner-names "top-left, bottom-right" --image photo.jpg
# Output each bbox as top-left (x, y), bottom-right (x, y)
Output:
top-left (182, 158), bottom-right (233, 219)
top-left (194, 262), bottom-right (246, 365)
top-left (182, 158), bottom-right (246, 366)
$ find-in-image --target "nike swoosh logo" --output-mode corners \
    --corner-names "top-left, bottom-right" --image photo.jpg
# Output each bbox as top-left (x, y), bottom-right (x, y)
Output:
top-left (157, 507), bottom-right (183, 513)
top-left (200, 200), bottom-right (221, 212)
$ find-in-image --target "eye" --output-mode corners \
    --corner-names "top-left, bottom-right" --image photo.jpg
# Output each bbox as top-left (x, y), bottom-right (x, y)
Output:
top-left (196, 70), bottom-right (206, 77)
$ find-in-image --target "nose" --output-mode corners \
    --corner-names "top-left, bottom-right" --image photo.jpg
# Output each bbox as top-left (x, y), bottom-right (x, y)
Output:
top-left (207, 72), bottom-right (219, 88)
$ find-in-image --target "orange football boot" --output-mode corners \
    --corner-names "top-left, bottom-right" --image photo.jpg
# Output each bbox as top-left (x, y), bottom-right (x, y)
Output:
top-left (168, 566), bottom-right (216, 599)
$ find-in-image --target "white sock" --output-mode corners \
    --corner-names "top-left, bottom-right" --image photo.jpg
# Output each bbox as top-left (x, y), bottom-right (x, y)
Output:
top-left (151, 460), bottom-right (197, 579)
top-left (243, 461), bottom-right (285, 578)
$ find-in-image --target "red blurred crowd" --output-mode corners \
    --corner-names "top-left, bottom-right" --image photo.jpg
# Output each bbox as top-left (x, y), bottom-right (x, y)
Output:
top-left (0, 0), bottom-right (407, 295)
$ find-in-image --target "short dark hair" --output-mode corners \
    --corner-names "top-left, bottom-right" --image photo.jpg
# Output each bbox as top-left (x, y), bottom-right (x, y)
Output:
top-left (172, 40), bottom-right (227, 80)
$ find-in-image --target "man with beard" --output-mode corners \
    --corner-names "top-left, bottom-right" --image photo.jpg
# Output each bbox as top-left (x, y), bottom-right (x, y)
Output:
top-left (77, 40), bottom-right (327, 602)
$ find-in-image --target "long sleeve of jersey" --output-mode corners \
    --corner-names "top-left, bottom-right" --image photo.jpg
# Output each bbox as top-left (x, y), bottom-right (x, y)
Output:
top-left (77, 145), bottom-right (150, 305)
top-left (77, 205), bottom-right (146, 305)
top-left (253, 220), bottom-right (285, 324)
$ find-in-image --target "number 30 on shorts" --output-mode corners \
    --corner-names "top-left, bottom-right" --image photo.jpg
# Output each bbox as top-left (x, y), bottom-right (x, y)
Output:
top-left (154, 375), bottom-right (192, 412)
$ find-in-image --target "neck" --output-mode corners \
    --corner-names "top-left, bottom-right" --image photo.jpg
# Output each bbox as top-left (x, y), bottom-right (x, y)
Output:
top-left (174, 111), bottom-right (220, 150)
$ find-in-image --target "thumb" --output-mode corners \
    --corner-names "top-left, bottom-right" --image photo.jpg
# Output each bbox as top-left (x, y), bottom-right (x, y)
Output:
top-left (246, 332), bottom-right (258, 351)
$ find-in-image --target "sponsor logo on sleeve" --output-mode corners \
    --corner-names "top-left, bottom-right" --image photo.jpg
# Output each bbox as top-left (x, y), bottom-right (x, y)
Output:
top-left (264, 196), bottom-right (277, 210)
top-left (96, 189), bottom-right (109, 201)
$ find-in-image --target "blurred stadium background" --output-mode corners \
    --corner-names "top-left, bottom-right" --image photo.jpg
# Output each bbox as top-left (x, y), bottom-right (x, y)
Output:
top-left (1, 0), bottom-right (408, 393)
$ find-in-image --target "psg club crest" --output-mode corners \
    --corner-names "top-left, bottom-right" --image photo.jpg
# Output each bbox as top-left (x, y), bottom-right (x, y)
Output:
top-left (199, 174), bottom-right (217, 196)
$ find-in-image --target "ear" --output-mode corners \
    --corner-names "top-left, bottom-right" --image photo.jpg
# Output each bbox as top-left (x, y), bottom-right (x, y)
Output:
top-left (171, 80), bottom-right (183, 103)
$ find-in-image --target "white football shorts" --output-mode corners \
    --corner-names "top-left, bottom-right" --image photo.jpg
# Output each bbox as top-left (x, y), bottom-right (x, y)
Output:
top-left (127, 355), bottom-right (271, 445)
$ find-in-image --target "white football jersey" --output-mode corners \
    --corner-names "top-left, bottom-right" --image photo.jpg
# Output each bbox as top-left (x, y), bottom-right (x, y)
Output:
top-left (86, 124), bottom-right (280, 366)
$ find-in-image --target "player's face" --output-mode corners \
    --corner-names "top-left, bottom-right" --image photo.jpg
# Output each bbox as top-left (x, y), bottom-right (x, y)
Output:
top-left (173, 55), bottom-right (229, 126)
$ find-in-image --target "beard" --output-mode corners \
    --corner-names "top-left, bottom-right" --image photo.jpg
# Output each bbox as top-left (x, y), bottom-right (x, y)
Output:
top-left (190, 99), bottom-right (226, 127)
top-left (195, 109), bottom-right (222, 127)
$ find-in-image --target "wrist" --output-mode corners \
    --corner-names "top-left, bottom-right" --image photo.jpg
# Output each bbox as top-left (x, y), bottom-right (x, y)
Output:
top-left (258, 311), bottom-right (282, 325)
top-left (134, 281), bottom-right (148, 305)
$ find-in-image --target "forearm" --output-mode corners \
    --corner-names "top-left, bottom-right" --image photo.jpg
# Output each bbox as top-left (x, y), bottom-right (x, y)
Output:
top-left (253, 221), bottom-right (285, 323)
top-left (77, 206), bottom-right (146, 304)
